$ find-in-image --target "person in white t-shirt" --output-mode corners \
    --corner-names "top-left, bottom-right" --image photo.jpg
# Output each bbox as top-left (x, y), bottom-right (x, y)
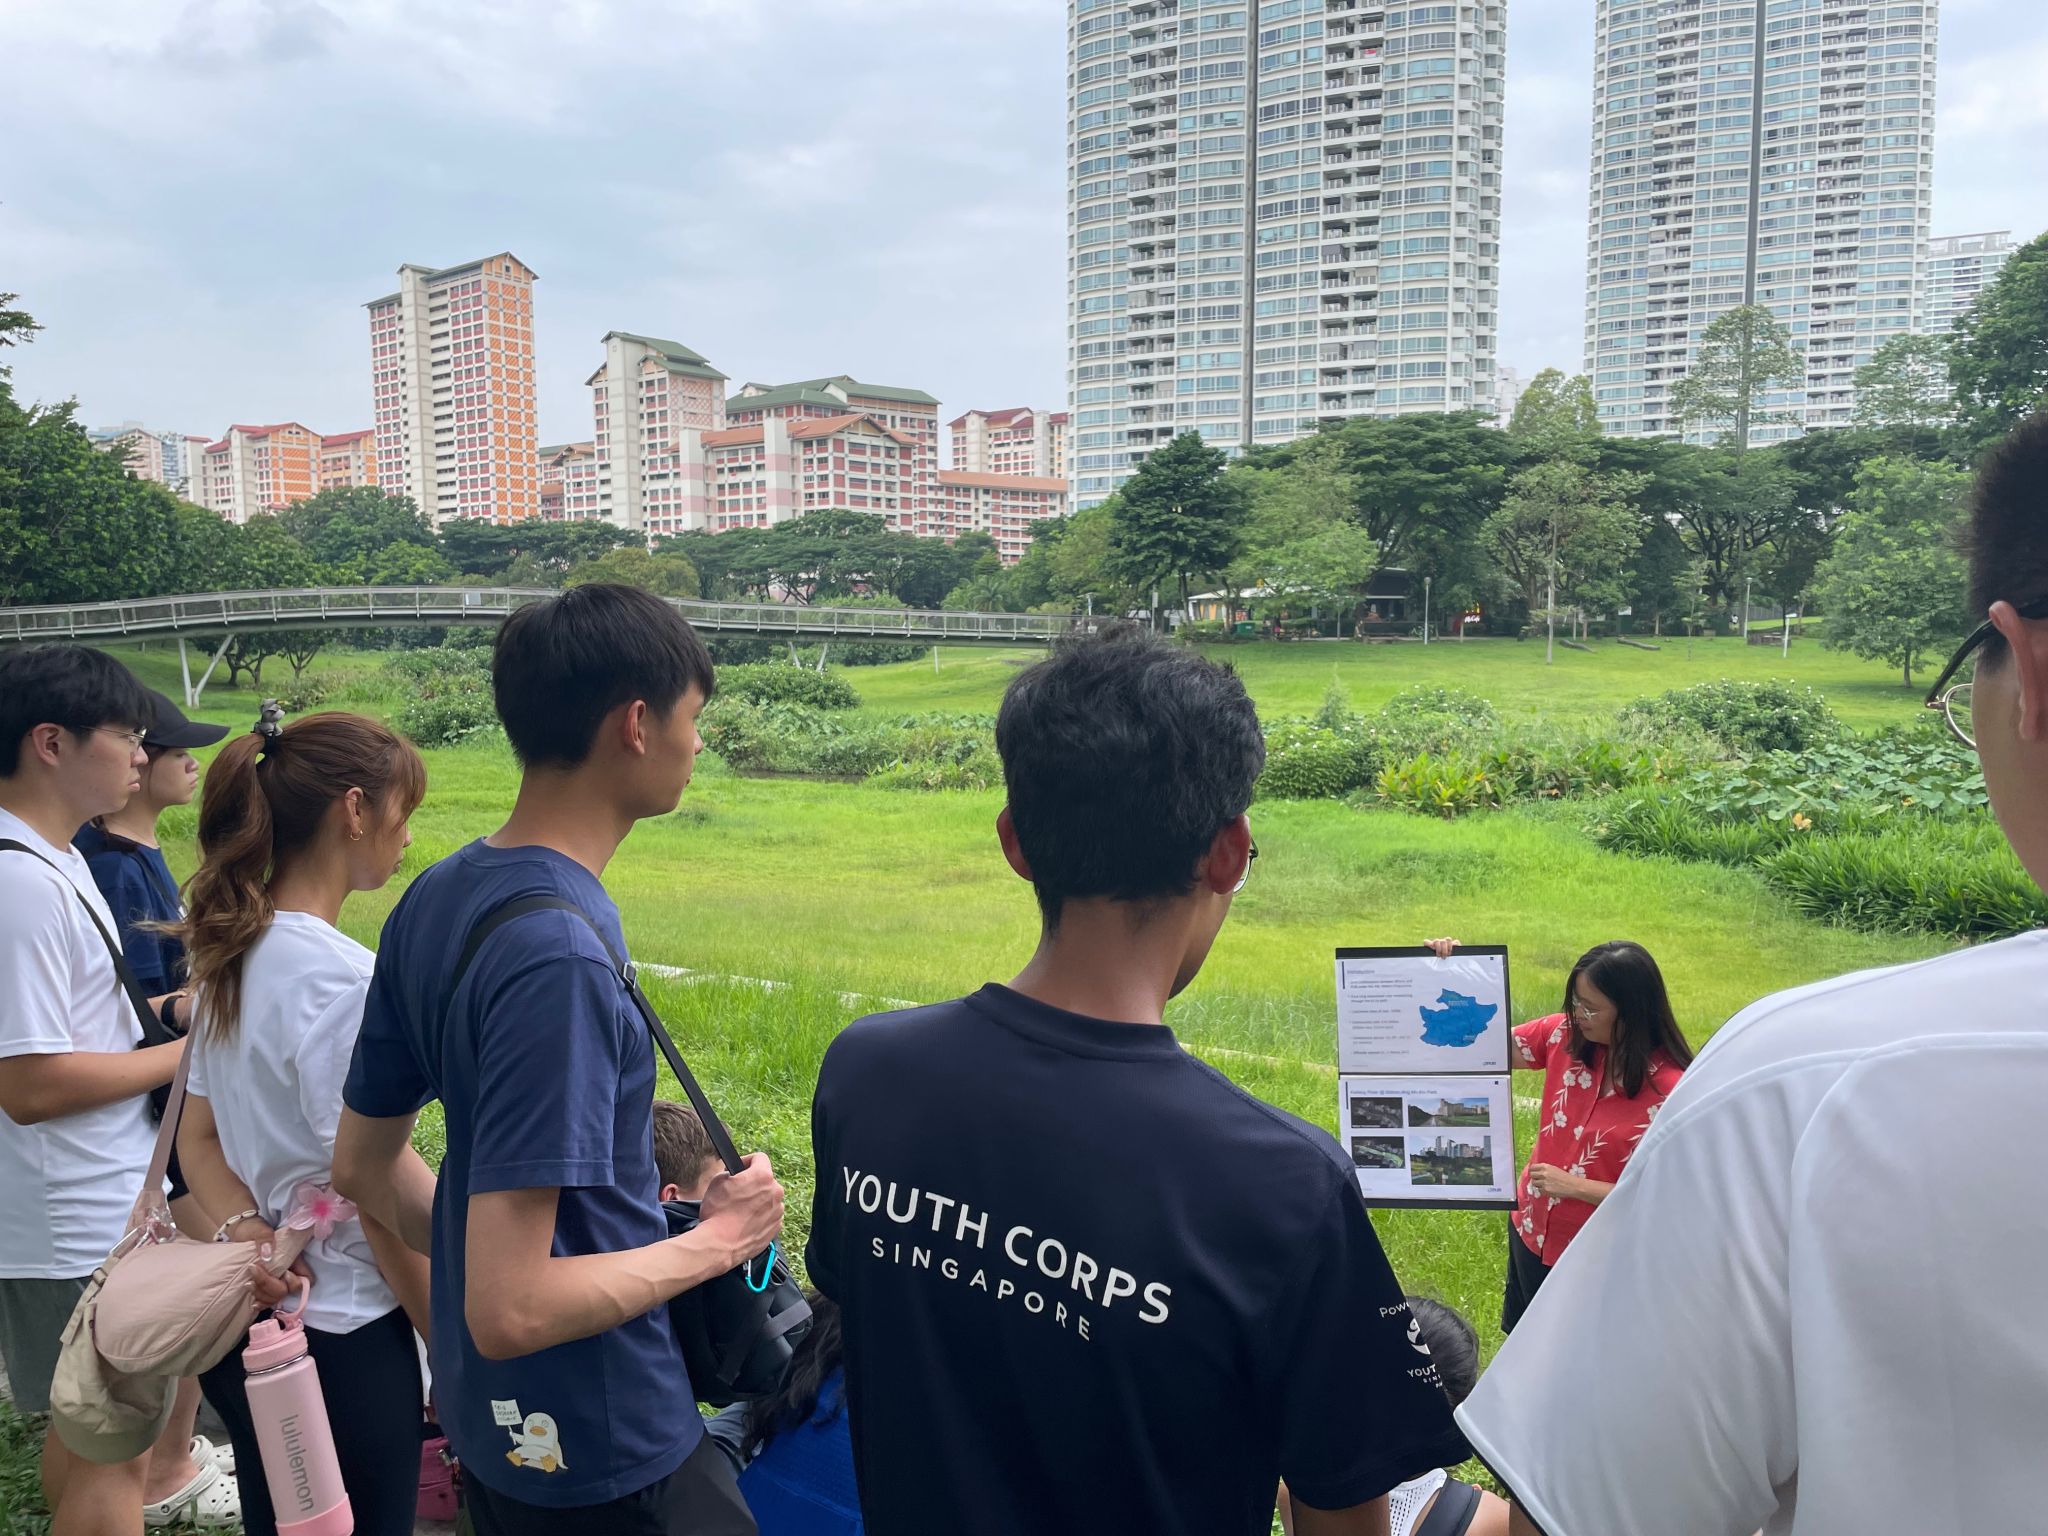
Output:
top-left (1456, 411), bottom-right (2048, 1534)
top-left (0, 645), bottom-right (243, 1533)
top-left (172, 708), bottom-right (434, 1536)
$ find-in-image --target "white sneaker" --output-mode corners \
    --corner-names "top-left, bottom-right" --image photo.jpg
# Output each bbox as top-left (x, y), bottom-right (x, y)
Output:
top-left (143, 1460), bottom-right (242, 1530)
top-left (190, 1434), bottom-right (236, 1478)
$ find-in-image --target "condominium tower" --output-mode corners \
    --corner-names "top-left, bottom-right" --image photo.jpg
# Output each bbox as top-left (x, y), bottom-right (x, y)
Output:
top-left (366, 253), bottom-right (540, 524)
top-left (1067, 0), bottom-right (1507, 505)
top-left (1922, 230), bottom-right (2014, 334)
top-left (1585, 0), bottom-right (1939, 441)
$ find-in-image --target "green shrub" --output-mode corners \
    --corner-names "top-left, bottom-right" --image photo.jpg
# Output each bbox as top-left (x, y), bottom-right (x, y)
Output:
top-left (1593, 798), bottom-right (1788, 866)
top-left (700, 698), bottom-right (893, 776)
top-left (1374, 751), bottom-right (1499, 818)
top-left (890, 713), bottom-right (997, 766)
top-left (1618, 679), bottom-right (1839, 755)
top-left (715, 663), bottom-right (860, 710)
top-left (1760, 821), bottom-right (2048, 938)
top-left (1258, 723), bottom-right (1377, 800)
top-left (1592, 795), bottom-right (2047, 940)
top-left (1661, 721), bottom-right (1986, 829)
top-left (871, 747), bottom-right (1004, 792)
top-left (395, 689), bottom-right (503, 748)
top-left (270, 674), bottom-right (333, 712)
top-left (385, 645), bottom-right (490, 687)
top-left (1379, 685), bottom-right (1497, 729)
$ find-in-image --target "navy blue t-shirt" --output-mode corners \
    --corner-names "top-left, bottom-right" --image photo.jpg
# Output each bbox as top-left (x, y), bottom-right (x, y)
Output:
top-left (73, 824), bottom-right (185, 994)
top-left (342, 841), bottom-right (700, 1507)
top-left (807, 985), bottom-right (1471, 1536)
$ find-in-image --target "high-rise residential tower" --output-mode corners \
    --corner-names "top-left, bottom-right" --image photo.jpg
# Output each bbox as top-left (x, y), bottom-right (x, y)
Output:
top-left (585, 331), bottom-right (729, 533)
top-left (1067, 0), bottom-right (1507, 506)
top-left (366, 253), bottom-right (540, 524)
top-left (949, 406), bottom-right (1070, 478)
top-left (1922, 230), bottom-right (2014, 335)
top-left (1585, 0), bottom-right (1939, 441)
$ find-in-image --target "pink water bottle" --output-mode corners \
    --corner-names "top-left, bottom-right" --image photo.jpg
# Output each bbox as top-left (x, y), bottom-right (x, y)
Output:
top-left (242, 1284), bottom-right (353, 1536)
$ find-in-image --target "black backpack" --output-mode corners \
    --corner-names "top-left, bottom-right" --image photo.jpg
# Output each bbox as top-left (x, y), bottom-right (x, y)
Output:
top-left (447, 895), bottom-right (812, 1407)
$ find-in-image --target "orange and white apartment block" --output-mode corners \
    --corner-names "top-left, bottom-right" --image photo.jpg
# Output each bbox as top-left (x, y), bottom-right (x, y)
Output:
top-left (936, 471), bottom-right (1070, 564)
top-left (366, 252), bottom-right (540, 525)
top-left (317, 429), bottom-right (378, 490)
top-left (723, 376), bottom-right (940, 534)
top-left (947, 406), bottom-right (1069, 482)
top-left (587, 332), bottom-right (728, 533)
top-left (538, 442), bottom-right (601, 521)
top-left (188, 423), bottom-right (322, 524)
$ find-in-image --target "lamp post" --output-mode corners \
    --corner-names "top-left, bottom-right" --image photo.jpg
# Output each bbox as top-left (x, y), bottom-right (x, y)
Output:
top-left (1783, 606), bottom-right (1794, 658)
top-left (1742, 576), bottom-right (1753, 641)
top-left (1423, 575), bottom-right (1432, 646)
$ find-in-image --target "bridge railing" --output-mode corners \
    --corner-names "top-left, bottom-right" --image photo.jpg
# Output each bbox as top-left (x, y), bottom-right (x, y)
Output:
top-left (0, 587), bottom-right (1082, 645)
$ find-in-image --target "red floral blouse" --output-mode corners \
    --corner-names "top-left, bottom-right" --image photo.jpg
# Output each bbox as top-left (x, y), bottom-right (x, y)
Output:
top-left (1511, 1014), bottom-right (1685, 1266)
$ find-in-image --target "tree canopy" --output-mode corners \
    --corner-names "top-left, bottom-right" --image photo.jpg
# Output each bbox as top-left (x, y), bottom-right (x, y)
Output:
top-left (1947, 230), bottom-right (2048, 444)
top-left (1668, 304), bottom-right (1804, 452)
top-left (1811, 456), bottom-right (1971, 686)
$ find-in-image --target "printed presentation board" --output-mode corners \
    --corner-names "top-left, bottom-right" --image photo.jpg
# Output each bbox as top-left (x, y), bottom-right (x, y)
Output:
top-left (1334, 946), bottom-right (1512, 1075)
top-left (1338, 1074), bottom-right (1516, 1209)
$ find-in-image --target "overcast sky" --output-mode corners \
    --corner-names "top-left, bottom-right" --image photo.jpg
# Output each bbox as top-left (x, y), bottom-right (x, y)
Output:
top-left (4, 0), bottom-right (2044, 445)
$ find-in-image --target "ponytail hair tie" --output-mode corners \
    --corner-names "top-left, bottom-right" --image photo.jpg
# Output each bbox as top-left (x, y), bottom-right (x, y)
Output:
top-left (252, 700), bottom-right (285, 757)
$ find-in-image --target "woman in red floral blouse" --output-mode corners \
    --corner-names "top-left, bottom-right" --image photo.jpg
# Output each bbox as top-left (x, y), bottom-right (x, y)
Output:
top-left (1427, 938), bottom-right (1694, 1334)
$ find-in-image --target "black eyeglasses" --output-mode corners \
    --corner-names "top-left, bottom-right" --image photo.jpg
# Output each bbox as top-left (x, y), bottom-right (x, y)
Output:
top-left (1232, 838), bottom-right (1259, 895)
top-left (1923, 596), bottom-right (2048, 748)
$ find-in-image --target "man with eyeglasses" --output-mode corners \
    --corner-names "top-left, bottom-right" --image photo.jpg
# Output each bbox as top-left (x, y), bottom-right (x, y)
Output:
top-left (807, 624), bottom-right (1467, 1536)
top-left (0, 645), bottom-right (196, 1534)
top-left (1454, 413), bottom-right (2048, 1535)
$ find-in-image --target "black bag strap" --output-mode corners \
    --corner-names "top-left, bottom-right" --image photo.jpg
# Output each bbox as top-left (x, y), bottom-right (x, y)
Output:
top-left (0, 840), bottom-right (177, 1049)
top-left (444, 894), bottom-right (744, 1176)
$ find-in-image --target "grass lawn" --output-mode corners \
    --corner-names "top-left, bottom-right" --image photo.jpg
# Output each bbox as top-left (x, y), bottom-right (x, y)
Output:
top-left (860, 633), bottom-right (1929, 729)
top-left (0, 635), bottom-right (1957, 1527)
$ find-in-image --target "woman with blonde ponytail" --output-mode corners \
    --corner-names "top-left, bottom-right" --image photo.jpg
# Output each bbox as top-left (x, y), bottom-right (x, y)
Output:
top-left (174, 707), bottom-right (433, 1536)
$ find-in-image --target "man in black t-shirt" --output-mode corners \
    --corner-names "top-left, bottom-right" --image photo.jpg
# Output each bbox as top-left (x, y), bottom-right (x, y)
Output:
top-left (808, 626), bottom-right (1470, 1536)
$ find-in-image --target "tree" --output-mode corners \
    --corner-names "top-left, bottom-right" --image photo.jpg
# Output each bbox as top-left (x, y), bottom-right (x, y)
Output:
top-left (1107, 432), bottom-right (1246, 615)
top-left (942, 550), bottom-right (1012, 612)
top-left (281, 486), bottom-right (437, 571)
top-left (1660, 449), bottom-right (1799, 609)
top-left (1260, 522), bottom-right (1383, 626)
top-left (1851, 333), bottom-right (1956, 430)
top-left (0, 293), bottom-right (40, 371)
top-left (1947, 230), bottom-right (2048, 443)
top-left (1507, 368), bottom-right (1600, 455)
top-left (1316, 413), bottom-right (1511, 572)
top-left (438, 519), bottom-right (633, 581)
top-left (563, 544), bottom-right (700, 598)
top-left (1482, 462), bottom-right (1644, 654)
top-left (1667, 304), bottom-right (1804, 452)
top-left (0, 397), bottom-right (185, 605)
top-left (1811, 456), bottom-right (1971, 687)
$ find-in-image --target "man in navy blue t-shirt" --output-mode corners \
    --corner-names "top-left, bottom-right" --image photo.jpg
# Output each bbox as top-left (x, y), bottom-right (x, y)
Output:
top-left (335, 585), bottom-right (785, 1535)
top-left (808, 627), bottom-right (1471, 1536)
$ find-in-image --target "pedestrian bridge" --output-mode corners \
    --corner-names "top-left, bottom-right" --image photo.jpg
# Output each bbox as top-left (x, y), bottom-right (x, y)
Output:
top-left (0, 586), bottom-right (1078, 704)
top-left (0, 586), bottom-right (1078, 646)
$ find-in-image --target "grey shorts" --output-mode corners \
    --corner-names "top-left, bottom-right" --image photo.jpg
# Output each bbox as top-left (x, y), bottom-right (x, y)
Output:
top-left (0, 1275), bottom-right (89, 1414)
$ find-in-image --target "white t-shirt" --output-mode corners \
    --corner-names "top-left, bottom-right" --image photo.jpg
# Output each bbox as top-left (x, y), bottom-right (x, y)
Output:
top-left (188, 909), bottom-right (396, 1335)
top-left (0, 807), bottom-right (157, 1278)
top-left (1456, 929), bottom-right (2048, 1536)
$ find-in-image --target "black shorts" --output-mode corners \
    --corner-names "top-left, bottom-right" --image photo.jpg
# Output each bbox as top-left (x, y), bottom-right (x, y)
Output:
top-left (464, 1434), bottom-right (756, 1536)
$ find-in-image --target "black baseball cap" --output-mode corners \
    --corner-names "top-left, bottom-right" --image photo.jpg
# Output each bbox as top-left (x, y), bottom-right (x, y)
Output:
top-left (142, 690), bottom-right (229, 751)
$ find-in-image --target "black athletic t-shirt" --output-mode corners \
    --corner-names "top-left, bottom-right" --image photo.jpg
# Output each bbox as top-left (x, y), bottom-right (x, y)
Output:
top-left (806, 984), bottom-right (1471, 1536)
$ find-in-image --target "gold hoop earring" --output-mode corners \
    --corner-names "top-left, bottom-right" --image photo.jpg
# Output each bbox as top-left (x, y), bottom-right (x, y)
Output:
top-left (349, 829), bottom-right (363, 842)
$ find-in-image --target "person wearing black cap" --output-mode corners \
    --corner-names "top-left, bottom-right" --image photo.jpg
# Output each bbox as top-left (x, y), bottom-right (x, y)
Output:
top-left (74, 689), bottom-right (230, 1025)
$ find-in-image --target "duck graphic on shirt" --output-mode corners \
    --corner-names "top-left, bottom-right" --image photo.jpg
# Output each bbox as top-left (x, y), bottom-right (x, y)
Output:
top-left (506, 1412), bottom-right (567, 1474)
